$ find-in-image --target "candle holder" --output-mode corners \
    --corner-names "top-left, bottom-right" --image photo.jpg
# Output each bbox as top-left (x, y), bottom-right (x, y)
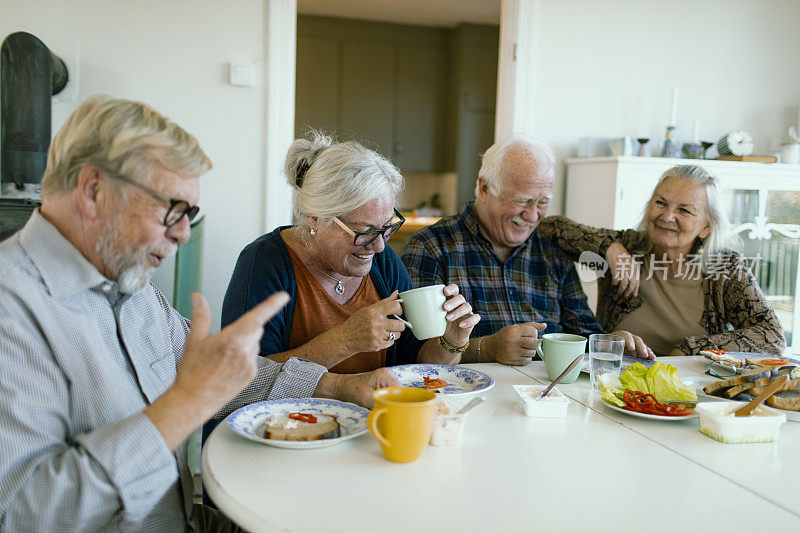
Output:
top-left (661, 126), bottom-right (681, 158)
top-left (681, 142), bottom-right (703, 159)
top-left (636, 138), bottom-right (650, 157)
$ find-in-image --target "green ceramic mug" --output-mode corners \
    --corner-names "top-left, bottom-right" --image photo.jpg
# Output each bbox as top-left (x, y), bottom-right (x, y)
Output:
top-left (392, 284), bottom-right (447, 340)
top-left (536, 333), bottom-right (587, 384)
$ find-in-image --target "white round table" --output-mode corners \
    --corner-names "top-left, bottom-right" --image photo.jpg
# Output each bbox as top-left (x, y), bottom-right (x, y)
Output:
top-left (202, 359), bottom-right (800, 533)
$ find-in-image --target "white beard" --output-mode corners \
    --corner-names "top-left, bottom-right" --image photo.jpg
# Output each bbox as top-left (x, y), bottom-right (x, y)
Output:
top-left (95, 218), bottom-right (175, 294)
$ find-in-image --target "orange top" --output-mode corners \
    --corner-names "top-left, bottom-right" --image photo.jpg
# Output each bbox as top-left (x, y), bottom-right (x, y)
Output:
top-left (287, 245), bottom-right (387, 374)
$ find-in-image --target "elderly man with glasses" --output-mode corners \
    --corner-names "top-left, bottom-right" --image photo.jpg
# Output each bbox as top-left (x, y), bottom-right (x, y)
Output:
top-left (0, 96), bottom-right (404, 531)
top-left (402, 134), bottom-right (654, 365)
top-left (221, 131), bottom-right (480, 379)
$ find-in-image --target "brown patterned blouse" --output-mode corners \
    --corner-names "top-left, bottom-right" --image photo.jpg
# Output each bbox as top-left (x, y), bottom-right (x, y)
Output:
top-left (537, 216), bottom-right (786, 355)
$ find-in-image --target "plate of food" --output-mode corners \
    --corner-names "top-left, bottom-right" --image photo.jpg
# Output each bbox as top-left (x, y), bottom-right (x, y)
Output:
top-left (601, 398), bottom-right (697, 421)
top-left (597, 361), bottom-right (698, 420)
top-left (698, 364), bottom-right (800, 422)
top-left (391, 364), bottom-right (495, 394)
top-left (226, 398), bottom-right (368, 449)
top-left (700, 349), bottom-right (799, 374)
top-left (682, 375), bottom-right (718, 393)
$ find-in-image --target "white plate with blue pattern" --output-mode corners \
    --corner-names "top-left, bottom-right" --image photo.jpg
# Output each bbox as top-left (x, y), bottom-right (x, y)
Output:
top-left (391, 364), bottom-right (495, 394)
top-left (226, 398), bottom-right (369, 449)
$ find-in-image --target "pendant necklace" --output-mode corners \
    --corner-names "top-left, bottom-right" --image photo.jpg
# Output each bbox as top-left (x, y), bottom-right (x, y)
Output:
top-left (309, 259), bottom-right (345, 295)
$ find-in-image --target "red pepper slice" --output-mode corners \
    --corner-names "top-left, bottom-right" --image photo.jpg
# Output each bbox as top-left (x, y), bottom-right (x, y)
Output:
top-left (621, 390), bottom-right (694, 417)
top-left (423, 376), bottom-right (448, 390)
top-left (288, 412), bottom-right (317, 424)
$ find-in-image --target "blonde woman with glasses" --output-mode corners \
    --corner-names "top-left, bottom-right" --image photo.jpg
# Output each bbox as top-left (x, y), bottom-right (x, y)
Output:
top-left (223, 131), bottom-right (480, 373)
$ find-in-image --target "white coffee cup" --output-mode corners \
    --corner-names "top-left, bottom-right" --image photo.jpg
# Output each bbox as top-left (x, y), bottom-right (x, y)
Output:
top-left (393, 284), bottom-right (447, 340)
top-left (780, 143), bottom-right (800, 164)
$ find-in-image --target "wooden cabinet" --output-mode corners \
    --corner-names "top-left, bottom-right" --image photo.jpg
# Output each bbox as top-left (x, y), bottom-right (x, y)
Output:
top-left (395, 45), bottom-right (448, 172)
top-left (296, 16), bottom-right (451, 172)
top-left (295, 36), bottom-right (339, 134)
top-left (341, 41), bottom-right (395, 157)
top-left (451, 24), bottom-right (498, 207)
top-left (566, 156), bottom-right (800, 352)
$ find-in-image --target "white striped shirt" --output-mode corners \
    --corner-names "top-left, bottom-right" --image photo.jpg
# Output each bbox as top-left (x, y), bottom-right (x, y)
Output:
top-left (0, 211), bottom-right (326, 531)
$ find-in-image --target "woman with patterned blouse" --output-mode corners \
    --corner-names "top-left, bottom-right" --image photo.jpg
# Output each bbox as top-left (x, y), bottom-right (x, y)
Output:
top-left (538, 164), bottom-right (785, 356)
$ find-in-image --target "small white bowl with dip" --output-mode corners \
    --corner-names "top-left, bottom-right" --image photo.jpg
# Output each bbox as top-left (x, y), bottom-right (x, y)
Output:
top-left (429, 399), bottom-right (467, 446)
top-left (513, 384), bottom-right (570, 418)
top-left (695, 401), bottom-right (787, 443)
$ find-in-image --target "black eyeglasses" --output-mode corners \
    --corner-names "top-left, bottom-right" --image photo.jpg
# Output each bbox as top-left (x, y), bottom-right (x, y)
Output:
top-left (332, 208), bottom-right (405, 247)
top-left (104, 171), bottom-right (200, 227)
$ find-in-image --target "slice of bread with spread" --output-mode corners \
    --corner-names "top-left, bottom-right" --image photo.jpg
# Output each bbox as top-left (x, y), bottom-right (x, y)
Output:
top-left (703, 367), bottom-right (800, 411)
top-left (766, 392), bottom-right (800, 411)
top-left (264, 414), bottom-right (340, 441)
top-left (703, 367), bottom-right (772, 395)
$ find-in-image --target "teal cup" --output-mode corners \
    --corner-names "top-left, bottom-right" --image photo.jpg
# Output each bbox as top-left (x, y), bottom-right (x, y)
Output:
top-left (393, 284), bottom-right (447, 340)
top-left (535, 333), bottom-right (587, 384)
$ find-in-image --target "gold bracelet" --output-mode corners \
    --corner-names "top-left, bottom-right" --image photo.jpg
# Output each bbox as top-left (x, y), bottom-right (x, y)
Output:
top-left (438, 335), bottom-right (469, 354)
top-left (475, 336), bottom-right (482, 363)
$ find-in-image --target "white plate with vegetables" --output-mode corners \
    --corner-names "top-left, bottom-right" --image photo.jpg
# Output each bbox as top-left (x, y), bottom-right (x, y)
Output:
top-left (602, 399), bottom-right (697, 421)
top-left (598, 361), bottom-right (698, 420)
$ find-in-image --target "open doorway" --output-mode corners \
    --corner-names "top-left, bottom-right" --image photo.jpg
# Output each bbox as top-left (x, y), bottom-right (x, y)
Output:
top-left (294, 5), bottom-right (500, 253)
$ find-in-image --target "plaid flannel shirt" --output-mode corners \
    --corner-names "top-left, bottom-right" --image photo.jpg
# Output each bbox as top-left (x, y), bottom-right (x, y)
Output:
top-left (401, 201), bottom-right (603, 339)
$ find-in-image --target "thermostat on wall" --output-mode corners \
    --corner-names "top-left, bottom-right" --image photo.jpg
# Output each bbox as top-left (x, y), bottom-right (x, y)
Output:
top-left (229, 62), bottom-right (256, 87)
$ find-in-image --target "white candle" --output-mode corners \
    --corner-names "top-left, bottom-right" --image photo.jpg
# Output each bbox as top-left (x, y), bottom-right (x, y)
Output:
top-left (693, 118), bottom-right (699, 143)
top-left (669, 87), bottom-right (678, 126)
top-left (797, 105), bottom-right (800, 133)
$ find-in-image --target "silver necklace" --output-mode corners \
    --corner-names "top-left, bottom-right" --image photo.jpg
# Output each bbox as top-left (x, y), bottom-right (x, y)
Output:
top-left (309, 259), bottom-right (345, 295)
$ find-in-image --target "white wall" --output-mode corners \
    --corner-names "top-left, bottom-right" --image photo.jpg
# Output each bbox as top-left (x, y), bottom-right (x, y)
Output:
top-left (5, 0), bottom-right (799, 329)
top-left (2, 0), bottom-right (284, 331)
top-left (530, 0), bottom-right (800, 215)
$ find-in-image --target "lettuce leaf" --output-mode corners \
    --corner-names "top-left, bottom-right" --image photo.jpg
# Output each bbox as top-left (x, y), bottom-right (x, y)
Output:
top-left (619, 362), bottom-right (649, 393)
top-left (597, 373), bottom-right (626, 407)
top-left (644, 362), bottom-right (697, 404)
top-left (616, 361), bottom-right (697, 405)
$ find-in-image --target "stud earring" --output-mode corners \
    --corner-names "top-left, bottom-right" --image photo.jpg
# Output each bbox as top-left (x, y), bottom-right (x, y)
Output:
top-left (310, 228), bottom-right (316, 235)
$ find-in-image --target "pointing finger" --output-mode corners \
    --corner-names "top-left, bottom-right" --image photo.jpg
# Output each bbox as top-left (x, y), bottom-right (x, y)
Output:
top-left (187, 292), bottom-right (211, 345)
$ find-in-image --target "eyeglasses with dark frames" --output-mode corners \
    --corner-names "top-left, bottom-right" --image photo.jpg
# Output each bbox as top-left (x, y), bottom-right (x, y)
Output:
top-left (104, 171), bottom-right (200, 228)
top-left (332, 208), bottom-right (405, 247)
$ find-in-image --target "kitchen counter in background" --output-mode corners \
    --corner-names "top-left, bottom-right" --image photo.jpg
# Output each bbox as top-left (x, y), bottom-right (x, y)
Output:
top-left (389, 216), bottom-right (441, 255)
top-left (389, 170), bottom-right (457, 255)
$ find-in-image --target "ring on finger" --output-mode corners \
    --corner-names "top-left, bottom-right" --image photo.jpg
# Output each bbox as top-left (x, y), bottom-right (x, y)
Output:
top-left (388, 331), bottom-right (396, 341)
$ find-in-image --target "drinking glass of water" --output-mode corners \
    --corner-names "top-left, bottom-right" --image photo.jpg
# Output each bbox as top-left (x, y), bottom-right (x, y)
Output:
top-left (589, 334), bottom-right (625, 395)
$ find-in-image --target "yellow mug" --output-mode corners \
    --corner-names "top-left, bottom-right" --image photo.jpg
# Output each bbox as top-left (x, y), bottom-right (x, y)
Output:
top-left (367, 387), bottom-right (436, 463)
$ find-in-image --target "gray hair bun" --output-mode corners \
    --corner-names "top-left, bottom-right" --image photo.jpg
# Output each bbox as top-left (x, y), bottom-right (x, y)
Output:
top-left (284, 131), bottom-right (332, 188)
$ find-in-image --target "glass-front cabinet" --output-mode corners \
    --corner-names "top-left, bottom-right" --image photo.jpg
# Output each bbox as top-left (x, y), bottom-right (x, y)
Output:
top-left (725, 189), bottom-right (800, 348)
top-left (566, 157), bottom-right (800, 353)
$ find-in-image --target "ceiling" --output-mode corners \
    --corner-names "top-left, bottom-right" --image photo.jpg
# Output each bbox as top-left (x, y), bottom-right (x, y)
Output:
top-left (297, 0), bottom-right (501, 28)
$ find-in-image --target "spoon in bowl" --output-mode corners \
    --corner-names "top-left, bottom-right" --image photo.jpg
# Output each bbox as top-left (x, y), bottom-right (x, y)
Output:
top-left (534, 353), bottom-right (584, 401)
